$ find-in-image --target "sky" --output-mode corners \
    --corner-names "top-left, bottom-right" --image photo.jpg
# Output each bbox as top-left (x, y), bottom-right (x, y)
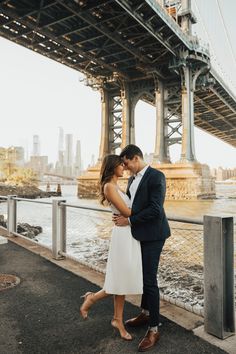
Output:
top-left (0, 0), bottom-right (235, 169)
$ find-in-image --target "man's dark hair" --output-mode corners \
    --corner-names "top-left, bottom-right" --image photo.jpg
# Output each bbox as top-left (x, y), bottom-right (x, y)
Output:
top-left (120, 144), bottom-right (143, 160)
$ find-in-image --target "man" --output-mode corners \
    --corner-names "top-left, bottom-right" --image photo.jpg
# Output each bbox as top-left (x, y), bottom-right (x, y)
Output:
top-left (113, 144), bottom-right (171, 352)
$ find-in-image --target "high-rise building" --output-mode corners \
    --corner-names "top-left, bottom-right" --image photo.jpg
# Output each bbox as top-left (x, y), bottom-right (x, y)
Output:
top-left (56, 127), bottom-right (64, 174)
top-left (28, 135), bottom-right (50, 178)
top-left (74, 140), bottom-right (82, 176)
top-left (29, 155), bottom-right (48, 174)
top-left (58, 127), bottom-right (64, 161)
top-left (64, 134), bottom-right (73, 175)
top-left (33, 135), bottom-right (40, 156)
top-left (90, 154), bottom-right (95, 167)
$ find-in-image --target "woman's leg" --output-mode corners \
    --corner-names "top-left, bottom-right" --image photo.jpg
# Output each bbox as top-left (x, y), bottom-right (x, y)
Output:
top-left (80, 289), bottom-right (109, 319)
top-left (113, 294), bottom-right (125, 320)
top-left (112, 295), bottom-right (132, 340)
top-left (94, 289), bottom-right (110, 302)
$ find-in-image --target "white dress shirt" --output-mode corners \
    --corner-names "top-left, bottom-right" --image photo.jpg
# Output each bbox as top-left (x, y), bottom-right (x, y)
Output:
top-left (129, 165), bottom-right (149, 205)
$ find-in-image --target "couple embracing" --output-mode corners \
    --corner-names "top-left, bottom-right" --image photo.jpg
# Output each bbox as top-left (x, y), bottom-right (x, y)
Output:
top-left (80, 144), bottom-right (171, 352)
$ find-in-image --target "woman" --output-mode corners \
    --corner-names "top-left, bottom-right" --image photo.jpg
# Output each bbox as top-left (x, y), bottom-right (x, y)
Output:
top-left (80, 154), bottom-right (143, 341)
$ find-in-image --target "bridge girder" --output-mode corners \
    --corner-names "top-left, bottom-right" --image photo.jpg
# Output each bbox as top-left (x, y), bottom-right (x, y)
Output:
top-left (0, 0), bottom-right (235, 148)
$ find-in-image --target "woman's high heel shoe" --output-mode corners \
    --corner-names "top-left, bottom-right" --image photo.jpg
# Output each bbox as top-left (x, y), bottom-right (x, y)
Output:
top-left (80, 292), bottom-right (95, 320)
top-left (111, 318), bottom-right (133, 341)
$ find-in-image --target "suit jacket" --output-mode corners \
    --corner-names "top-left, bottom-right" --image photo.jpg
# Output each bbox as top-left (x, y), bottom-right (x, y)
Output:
top-left (127, 166), bottom-right (171, 242)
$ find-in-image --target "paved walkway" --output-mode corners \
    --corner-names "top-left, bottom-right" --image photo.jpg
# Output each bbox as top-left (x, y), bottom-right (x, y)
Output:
top-left (0, 241), bottom-right (227, 354)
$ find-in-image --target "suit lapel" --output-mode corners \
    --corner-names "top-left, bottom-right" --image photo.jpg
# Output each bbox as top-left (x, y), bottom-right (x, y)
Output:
top-left (132, 166), bottom-right (151, 204)
top-left (126, 175), bottom-right (135, 198)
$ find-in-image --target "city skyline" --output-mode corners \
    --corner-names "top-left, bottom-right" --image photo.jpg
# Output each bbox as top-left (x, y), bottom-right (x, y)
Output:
top-left (1, 140), bottom-right (235, 183)
top-left (0, 0), bottom-right (236, 168)
top-left (29, 129), bottom-right (83, 176)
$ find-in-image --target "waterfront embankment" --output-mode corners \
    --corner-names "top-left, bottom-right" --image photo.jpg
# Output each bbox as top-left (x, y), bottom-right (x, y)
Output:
top-left (0, 183), bottom-right (60, 199)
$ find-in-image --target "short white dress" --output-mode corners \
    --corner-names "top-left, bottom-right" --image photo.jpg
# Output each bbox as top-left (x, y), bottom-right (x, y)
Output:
top-left (103, 189), bottom-right (143, 295)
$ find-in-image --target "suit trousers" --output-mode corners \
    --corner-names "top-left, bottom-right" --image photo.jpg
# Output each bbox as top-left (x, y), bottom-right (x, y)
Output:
top-left (140, 239), bottom-right (165, 327)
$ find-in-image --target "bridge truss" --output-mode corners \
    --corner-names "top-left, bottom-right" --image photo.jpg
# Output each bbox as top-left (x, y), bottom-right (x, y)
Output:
top-left (0, 0), bottom-right (235, 161)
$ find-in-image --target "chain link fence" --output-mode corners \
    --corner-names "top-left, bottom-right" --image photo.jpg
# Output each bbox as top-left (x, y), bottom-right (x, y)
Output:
top-left (159, 221), bottom-right (204, 315)
top-left (64, 208), bottom-right (236, 316)
top-left (0, 197), bottom-right (8, 227)
top-left (64, 209), bottom-right (207, 314)
top-left (65, 206), bottom-right (111, 271)
top-left (17, 200), bottom-right (53, 248)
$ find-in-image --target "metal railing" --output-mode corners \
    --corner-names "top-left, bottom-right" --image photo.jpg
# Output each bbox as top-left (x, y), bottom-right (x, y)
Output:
top-left (0, 195), bottom-right (235, 338)
top-left (147, 0), bottom-right (210, 56)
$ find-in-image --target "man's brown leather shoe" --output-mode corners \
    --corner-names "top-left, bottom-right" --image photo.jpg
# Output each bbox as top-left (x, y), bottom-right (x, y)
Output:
top-left (138, 330), bottom-right (160, 352)
top-left (125, 313), bottom-right (149, 327)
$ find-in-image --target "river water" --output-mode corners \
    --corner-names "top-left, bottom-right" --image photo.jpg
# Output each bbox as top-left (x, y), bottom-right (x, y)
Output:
top-left (45, 182), bottom-right (236, 218)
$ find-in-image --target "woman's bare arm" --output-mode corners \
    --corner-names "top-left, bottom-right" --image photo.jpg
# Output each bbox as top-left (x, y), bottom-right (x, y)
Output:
top-left (104, 183), bottom-right (131, 217)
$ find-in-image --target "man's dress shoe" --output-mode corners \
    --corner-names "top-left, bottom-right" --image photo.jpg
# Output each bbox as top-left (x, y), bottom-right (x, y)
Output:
top-left (138, 330), bottom-right (160, 352)
top-left (125, 313), bottom-right (149, 327)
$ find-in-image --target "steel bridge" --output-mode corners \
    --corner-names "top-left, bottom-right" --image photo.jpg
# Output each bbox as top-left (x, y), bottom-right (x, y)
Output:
top-left (43, 172), bottom-right (76, 180)
top-left (0, 0), bottom-right (235, 163)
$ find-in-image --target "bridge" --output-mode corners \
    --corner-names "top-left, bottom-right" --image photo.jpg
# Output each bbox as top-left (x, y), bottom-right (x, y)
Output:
top-left (0, 0), bottom-right (235, 198)
top-left (43, 172), bottom-right (77, 181)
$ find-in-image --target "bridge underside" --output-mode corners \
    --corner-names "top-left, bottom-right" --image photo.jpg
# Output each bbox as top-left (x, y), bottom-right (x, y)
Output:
top-left (195, 79), bottom-right (236, 147)
top-left (0, 0), bottom-right (235, 148)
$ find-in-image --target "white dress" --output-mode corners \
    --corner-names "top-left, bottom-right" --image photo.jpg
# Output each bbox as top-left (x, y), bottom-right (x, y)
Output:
top-left (103, 189), bottom-right (143, 295)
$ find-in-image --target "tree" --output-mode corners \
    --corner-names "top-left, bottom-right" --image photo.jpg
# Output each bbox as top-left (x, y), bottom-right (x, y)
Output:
top-left (5, 168), bottom-right (38, 186)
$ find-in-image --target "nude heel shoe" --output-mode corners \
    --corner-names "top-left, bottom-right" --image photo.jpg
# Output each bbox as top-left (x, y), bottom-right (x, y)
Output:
top-left (111, 318), bottom-right (133, 341)
top-left (80, 292), bottom-right (95, 319)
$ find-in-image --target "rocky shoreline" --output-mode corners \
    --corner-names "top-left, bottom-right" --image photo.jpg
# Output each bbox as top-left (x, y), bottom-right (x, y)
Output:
top-left (0, 184), bottom-right (61, 199)
top-left (0, 215), bottom-right (43, 240)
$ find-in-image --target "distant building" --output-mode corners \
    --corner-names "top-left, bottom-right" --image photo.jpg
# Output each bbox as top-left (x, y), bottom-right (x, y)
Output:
top-left (33, 135), bottom-right (40, 156)
top-left (144, 153), bottom-right (154, 164)
top-left (58, 127), bottom-right (64, 152)
top-left (28, 155), bottom-right (48, 174)
top-left (211, 167), bottom-right (236, 181)
top-left (90, 154), bottom-right (95, 167)
top-left (0, 146), bottom-right (25, 166)
top-left (64, 134), bottom-right (73, 176)
top-left (55, 130), bottom-right (84, 177)
top-left (28, 135), bottom-right (50, 177)
top-left (74, 140), bottom-right (82, 176)
top-left (56, 127), bottom-right (64, 175)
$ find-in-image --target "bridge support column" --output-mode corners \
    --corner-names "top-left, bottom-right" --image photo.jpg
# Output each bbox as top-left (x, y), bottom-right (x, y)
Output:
top-left (153, 81), bottom-right (170, 163)
top-left (78, 85), bottom-right (127, 198)
top-left (156, 0), bottom-right (165, 8)
top-left (121, 82), bottom-right (135, 149)
top-left (98, 87), bottom-right (109, 163)
top-left (180, 65), bottom-right (196, 162)
top-left (179, 0), bottom-right (196, 35)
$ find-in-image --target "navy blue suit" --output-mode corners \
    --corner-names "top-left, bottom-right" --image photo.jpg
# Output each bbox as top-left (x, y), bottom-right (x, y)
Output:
top-left (127, 166), bottom-right (171, 326)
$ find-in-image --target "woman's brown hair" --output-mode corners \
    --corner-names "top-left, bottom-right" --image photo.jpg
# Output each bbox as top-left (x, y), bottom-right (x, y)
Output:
top-left (99, 154), bottom-right (122, 205)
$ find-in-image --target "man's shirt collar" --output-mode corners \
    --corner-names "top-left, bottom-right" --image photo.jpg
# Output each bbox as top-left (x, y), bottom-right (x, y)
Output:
top-left (135, 164), bottom-right (149, 178)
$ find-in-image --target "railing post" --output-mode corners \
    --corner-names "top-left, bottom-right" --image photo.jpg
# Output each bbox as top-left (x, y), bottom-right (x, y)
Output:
top-left (203, 215), bottom-right (235, 339)
top-left (7, 195), bottom-right (17, 236)
top-left (60, 202), bottom-right (66, 255)
top-left (52, 199), bottom-right (66, 260)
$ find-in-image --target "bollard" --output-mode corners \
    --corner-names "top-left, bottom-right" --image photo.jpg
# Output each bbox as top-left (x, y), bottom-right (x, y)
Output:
top-left (52, 199), bottom-right (66, 260)
top-left (7, 195), bottom-right (17, 236)
top-left (204, 215), bottom-right (235, 339)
